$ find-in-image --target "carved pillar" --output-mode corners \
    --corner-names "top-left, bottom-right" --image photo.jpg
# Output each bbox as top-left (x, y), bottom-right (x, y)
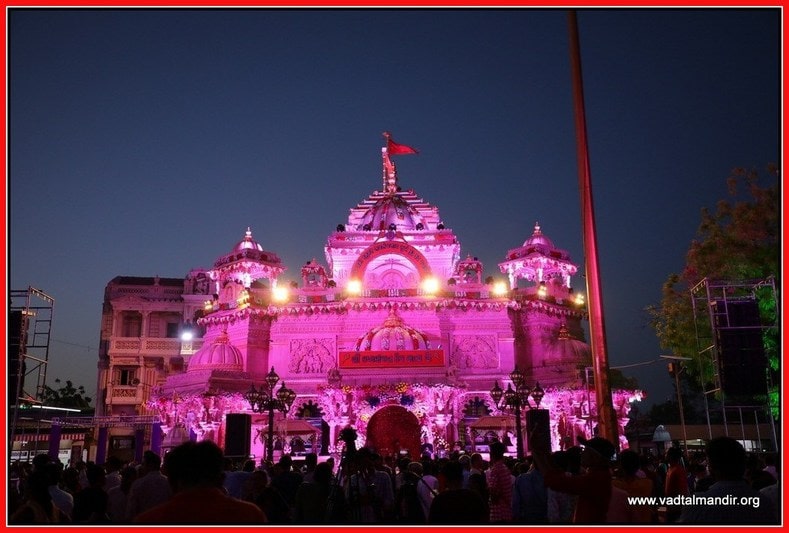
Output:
top-left (112, 309), bottom-right (122, 337)
top-left (141, 310), bottom-right (151, 338)
top-left (328, 422), bottom-right (338, 454)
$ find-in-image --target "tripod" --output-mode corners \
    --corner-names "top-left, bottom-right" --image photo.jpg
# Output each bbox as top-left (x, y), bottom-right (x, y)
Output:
top-left (324, 430), bottom-right (359, 523)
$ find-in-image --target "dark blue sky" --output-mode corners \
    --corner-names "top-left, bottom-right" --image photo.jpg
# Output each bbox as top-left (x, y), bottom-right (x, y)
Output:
top-left (9, 8), bottom-right (781, 409)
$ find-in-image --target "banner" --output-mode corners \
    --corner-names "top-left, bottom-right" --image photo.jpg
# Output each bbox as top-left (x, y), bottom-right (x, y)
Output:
top-left (339, 349), bottom-right (445, 369)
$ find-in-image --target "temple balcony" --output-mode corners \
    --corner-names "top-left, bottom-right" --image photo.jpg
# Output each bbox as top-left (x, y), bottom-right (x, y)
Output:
top-left (107, 384), bottom-right (151, 405)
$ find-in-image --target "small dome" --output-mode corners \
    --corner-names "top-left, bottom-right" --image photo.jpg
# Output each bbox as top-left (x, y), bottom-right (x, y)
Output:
top-left (355, 309), bottom-right (430, 351)
top-left (554, 324), bottom-right (590, 363)
top-left (358, 194), bottom-right (425, 232)
top-left (188, 330), bottom-right (243, 371)
top-left (522, 222), bottom-right (555, 250)
top-left (454, 254), bottom-right (483, 283)
top-left (213, 227), bottom-right (283, 270)
top-left (234, 227), bottom-right (265, 252)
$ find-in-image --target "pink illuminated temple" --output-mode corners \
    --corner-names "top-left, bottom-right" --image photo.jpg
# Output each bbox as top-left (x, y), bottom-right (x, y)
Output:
top-left (96, 136), bottom-right (642, 462)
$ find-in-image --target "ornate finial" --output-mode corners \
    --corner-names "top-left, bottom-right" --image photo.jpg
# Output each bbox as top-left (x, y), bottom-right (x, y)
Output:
top-left (216, 327), bottom-right (230, 344)
top-left (245, 227), bottom-right (252, 239)
top-left (381, 132), bottom-right (417, 195)
top-left (382, 148), bottom-right (398, 194)
top-left (558, 323), bottom-right (571, 340)
top-left (534, 222), bottom-right (541, 235)
top-left (383, 307), bottom-right (404, 328)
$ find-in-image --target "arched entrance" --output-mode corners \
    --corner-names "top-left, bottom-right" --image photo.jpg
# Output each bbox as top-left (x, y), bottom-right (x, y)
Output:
top-left (366, 405), bottom-right (421, 459)
top-left (349, 240), bottom-right (432, 281)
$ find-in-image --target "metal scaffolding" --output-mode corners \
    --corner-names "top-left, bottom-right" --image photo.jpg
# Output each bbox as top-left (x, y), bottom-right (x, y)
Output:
top-left (8, 287), bottom-right (55, 459)
top-left (690, 277), bottom-right (778, 450)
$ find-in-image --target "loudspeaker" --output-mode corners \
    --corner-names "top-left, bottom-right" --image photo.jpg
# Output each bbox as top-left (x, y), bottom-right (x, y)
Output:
top-left (9, 311), bottom-right (27, 406)
top-left (526, 409), bottom-right (551, 452)
top-left (224, 413), bottom-right (251, 457)
top-left (714, 300), bottom-right (768, 397)
top-left (718, 329), bottom-right (768, 396)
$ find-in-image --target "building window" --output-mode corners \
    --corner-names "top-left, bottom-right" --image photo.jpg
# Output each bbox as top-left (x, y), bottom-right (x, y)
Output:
top-left (117, 368), bottom-right (136, 386)
top-left (121, 314), bottom-right (142, 337)
top-left (166, 323), bottom-right (179, 339)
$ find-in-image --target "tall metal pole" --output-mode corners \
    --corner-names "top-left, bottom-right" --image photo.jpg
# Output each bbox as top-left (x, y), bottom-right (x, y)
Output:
top-left (266, 402), bottom-right (275, 463)
top-left (567, 10), bottom-right (618, 445)
top-left (674, 365), bottom-right (689, 457)
top-left (514, 401), bottom-right (524, 460)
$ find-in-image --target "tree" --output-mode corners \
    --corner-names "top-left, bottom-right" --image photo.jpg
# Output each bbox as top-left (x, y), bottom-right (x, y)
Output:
top-left (41, 378), bottom-right (92, 409)
top-left (608, 368), bottom-right (640, 391)
top-left (647, 166), bottom-right (780, 415)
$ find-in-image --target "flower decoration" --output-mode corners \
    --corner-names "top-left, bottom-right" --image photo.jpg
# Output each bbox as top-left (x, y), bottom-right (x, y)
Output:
top-left (400, 394), bottom-right (415, 406)
top-left (366, 395), bottom-right (381, 408)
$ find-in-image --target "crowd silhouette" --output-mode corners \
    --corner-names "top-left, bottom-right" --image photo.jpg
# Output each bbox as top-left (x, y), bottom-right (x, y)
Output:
top-left (8, 435), bottom-right (780, 525)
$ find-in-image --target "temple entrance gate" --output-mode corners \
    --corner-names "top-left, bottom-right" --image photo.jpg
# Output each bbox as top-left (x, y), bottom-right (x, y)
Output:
top-left (366, 405), bottom-right (421, 459)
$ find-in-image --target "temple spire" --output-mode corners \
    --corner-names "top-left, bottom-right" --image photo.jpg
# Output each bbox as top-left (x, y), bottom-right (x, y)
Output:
top-left (381, 131), bottom-right (418, 195)
top-left (381, 143), bottom-right (398, 194)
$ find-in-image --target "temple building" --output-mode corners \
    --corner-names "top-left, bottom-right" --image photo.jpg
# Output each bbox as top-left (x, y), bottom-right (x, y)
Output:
top-left (95, 138), bottom-right (642, 463)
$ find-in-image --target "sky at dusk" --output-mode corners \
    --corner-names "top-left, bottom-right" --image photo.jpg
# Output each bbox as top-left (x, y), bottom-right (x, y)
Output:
top-left (8, 8), bottom-right (781, 411)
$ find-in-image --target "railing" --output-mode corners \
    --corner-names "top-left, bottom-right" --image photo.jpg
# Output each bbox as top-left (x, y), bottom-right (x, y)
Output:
top-left (145, 339), bottom-right (181, 351)
top-left (51, 415), bottom-right (161, 428)
top-left (111, 337), bottom-right (202, 354)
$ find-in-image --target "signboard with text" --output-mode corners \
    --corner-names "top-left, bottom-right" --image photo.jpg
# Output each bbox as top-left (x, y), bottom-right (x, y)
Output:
top-left (339, 349), bottom-right (445, 369)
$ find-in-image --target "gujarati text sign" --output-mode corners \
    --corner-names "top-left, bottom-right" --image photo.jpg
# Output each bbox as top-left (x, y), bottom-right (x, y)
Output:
top-left (339, 349), bottom-right (445, 369)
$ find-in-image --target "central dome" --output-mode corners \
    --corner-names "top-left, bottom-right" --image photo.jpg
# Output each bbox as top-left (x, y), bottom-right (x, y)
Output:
top-left (358, 194), bottom-right (425, 232)
top-left (354, 309), bottom-right (431, 351)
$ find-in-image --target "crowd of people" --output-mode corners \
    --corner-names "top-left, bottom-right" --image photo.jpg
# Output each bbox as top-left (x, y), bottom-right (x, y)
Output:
top-left (7, 434), bottom-right (781, 525)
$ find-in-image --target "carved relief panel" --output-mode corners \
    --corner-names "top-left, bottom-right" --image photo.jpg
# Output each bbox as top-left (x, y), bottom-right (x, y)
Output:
top-left (450, 335), bottom-right (498, 369)
top-left (288, 338), bottom-right (336, 374)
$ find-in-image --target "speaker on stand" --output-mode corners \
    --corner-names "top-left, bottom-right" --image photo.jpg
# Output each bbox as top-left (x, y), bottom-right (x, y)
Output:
top-left (224, 413), bottom-right (252, 458)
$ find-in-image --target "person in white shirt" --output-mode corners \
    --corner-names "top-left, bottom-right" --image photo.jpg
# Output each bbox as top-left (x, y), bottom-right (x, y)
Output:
top-left (103, 456), bottom-right (123, 493)
top-left (408, 461), bottom-right (438, 519)
top-left (126, 451), bottom-right (172, 520)
top-left (45, 463), bottom-right (74, 520)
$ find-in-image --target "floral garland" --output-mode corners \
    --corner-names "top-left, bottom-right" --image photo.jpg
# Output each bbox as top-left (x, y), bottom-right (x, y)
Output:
top-left (146, 391), bottom-right (249, 430)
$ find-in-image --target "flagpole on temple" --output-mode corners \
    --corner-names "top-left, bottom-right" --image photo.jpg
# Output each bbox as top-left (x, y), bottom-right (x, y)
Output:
top-left (381, 132), bottom-right (418, 195)
top-left (381, 132), bottom-right (396, 193)
top-left (567, 10), bottom-right (618, 446)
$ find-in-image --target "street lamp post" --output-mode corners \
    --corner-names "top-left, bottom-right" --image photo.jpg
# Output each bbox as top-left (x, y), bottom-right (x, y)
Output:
top-left (490, 368), bottom-right (544, 460)
top-left (661, 355), bottom-right (691, 457)
top-left (245, 366), bottom-right (297, 463)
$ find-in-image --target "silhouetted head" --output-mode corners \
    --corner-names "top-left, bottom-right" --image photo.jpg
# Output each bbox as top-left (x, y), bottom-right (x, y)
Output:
top-left (490, 441), bottom-right (506, 460)
top-left (707, 436), bottom-right (746, 481)
top-left (163, 440), bottom-right (225, 491)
